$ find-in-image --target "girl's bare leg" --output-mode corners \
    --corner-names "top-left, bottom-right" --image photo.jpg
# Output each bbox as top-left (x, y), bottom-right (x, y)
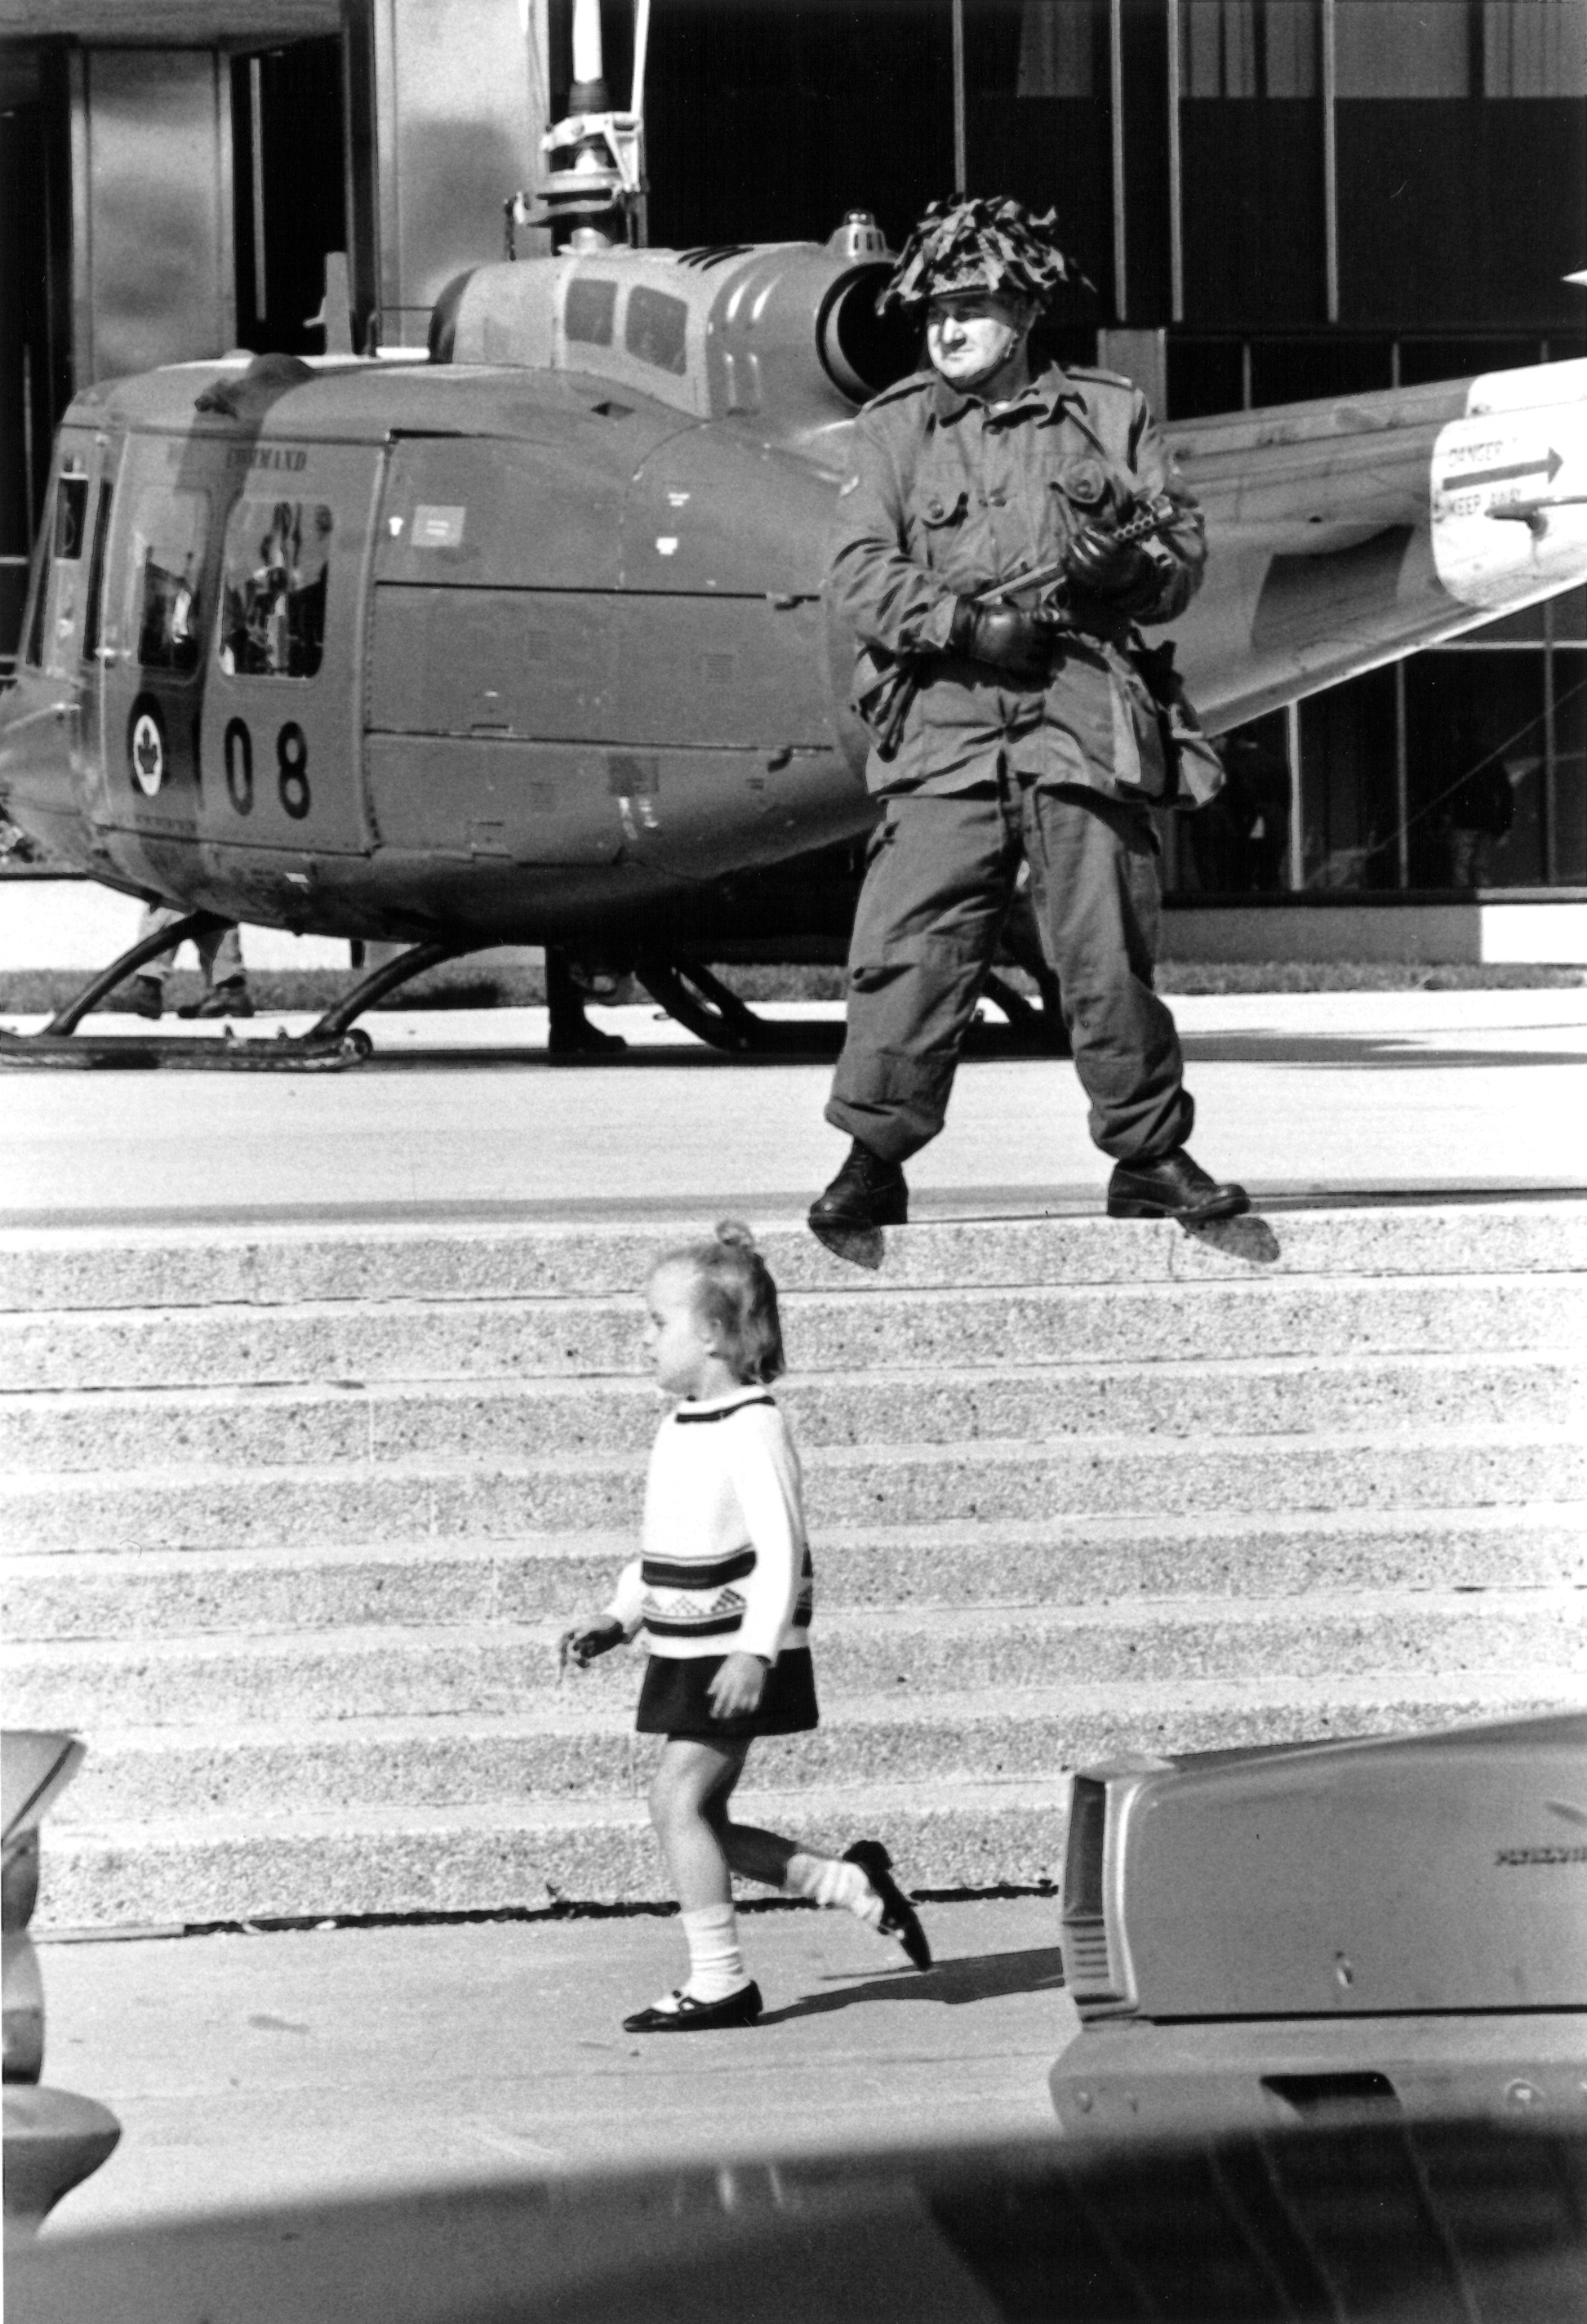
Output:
top-left (701, 1751), bottom-right (930, 1964)
top-left (647, 1737), bottom-right (752, 1910)
top-left (700, 1752), bottom-right (799, 1889)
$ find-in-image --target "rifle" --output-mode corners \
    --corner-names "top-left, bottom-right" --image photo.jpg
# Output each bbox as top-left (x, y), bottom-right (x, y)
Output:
top-left (869, 500), bottom-right (1179, 761)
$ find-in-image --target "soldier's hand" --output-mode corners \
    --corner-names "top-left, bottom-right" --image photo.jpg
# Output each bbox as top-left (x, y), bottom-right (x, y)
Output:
top-left (1066, 523), bottom-right (1152, 599)
top-left (949, 600), bottom-right (1056, 682)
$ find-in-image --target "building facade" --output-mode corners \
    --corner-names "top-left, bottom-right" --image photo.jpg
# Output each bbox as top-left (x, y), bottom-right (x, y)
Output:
top-left (2, 0), bottom-right (1585, 902)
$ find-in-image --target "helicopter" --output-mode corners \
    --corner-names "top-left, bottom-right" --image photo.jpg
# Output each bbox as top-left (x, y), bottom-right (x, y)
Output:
top-left (2, 184), bottom-right (1585, 1065)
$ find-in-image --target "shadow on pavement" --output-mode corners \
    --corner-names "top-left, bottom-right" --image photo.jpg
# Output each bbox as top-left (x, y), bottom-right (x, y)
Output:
top-left (1185, 1213), bottom-right (1282, 1264)
top-left (758, 1943), bottom-right (1069, 2026)
top-left (1180, 1034), bottom-right (1587, 1069)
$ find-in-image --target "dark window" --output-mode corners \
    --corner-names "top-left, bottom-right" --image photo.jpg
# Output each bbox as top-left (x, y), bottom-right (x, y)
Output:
top-left (1181, 711), bottom-right (1293, 894)
top-left (219, 498), bottom-right (331, 678)
top-left (625, 286), bottom-right (688, 375)
top-left (1335, 0), bottom-right (1470, 96)
top-left (54, 474), bottom-right (87, 559)
top-left (1181, 0), bottom-right (1318, 97)
top-left (642, 1), bottom-right (954, 258)
top-left (1553, 647), bottom-right (1587, 881)
top-left (82, 481), bottom-right (113, 661)
top-left (230, 38), bottom-right (349, 355)
top-left (1549, 587), bottom-right (1587, 643)
top-left (1483, 0), bottom-right (1587, 95)
top-left (1016, 0), bottom-right (1099, 96)
top-left (1407, 650), bottom-right (1551, 886)
top-left (565, 277), bottom-right (616, 347)
top-left (1298, 666), bottom-right (1399, 890)
top-left (961, 2), bottom-right (1113, 320)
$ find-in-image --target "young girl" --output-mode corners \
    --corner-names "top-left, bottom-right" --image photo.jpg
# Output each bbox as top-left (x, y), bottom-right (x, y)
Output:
top-left (562, 1219), bottom-right (931, 2030)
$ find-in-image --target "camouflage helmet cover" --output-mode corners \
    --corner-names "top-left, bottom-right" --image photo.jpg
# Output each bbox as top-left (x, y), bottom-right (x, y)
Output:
top-left (878, 195), bottom-right (1090, 314)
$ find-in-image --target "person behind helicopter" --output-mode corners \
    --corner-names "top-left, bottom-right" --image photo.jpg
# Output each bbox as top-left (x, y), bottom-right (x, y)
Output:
top-left (811, 196), bottom-right (1247, 1235)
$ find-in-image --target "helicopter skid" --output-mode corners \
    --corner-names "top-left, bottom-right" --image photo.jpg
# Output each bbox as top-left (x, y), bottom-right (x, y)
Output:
top-left (0, 1027), bottom-right (370, 1071)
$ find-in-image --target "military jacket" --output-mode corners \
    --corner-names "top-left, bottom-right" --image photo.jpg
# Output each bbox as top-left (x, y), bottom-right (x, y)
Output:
top-left (828, 362), bottom-right (1215, 804)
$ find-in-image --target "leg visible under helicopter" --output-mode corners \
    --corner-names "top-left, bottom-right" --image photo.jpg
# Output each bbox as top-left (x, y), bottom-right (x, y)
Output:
top-left (545, 946), bottom-right (629, 1057)
top-left (39, 910), bottom-right (234, 1036)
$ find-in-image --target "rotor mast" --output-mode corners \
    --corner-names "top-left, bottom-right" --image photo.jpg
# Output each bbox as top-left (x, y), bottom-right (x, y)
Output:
top-left (510, 0), bottom-right (648, 254)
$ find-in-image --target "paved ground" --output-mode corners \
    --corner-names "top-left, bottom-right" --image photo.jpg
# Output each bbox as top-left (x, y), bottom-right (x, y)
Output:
top-left (11, 987), bottom-right (1585, 2248)
top-left (2, 991), bottom-right (1585, 1221)
top-left (34, 1898), bottom-right (1074, 2240)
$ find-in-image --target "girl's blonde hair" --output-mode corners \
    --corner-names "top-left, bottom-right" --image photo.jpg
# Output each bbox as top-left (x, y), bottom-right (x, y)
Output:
top-left (657, 1219), bottom-right (785, 1384)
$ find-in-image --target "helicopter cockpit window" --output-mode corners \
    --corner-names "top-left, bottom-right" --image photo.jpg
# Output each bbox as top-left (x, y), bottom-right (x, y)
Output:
top-left (566, 278), bottom-right (616, 348)
top-left (54, 476), bottom-right (89, 561)
top-left (130, 488), bottom-right (209, 674)
top-left (625, 287), bottom-right (688, 376)
top-left (218, 501), bottom-right (332, 679)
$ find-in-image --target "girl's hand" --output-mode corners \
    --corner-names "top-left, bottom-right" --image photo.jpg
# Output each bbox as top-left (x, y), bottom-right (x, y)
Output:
top-left (709, 1652), bottom-right (767, 1719)
top-left (559, 1617), bottom-right (625, 1672)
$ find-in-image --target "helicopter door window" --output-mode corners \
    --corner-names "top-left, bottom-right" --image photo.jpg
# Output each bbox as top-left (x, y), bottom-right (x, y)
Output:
top-left (129, 487), bottom-right (209, 674)
top-left (218, 500), bottom-right (332, 679)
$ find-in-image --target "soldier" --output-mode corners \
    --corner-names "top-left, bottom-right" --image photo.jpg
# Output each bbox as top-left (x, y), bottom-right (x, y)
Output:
top-left (124, 904), bottom-right (253, 1019)
top-left (811, 197), bottom-right (1247, 1233)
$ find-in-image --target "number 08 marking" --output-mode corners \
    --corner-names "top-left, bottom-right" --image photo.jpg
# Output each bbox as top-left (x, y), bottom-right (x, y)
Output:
top-left (220, 719), bottom-right (311, 821)
top-left (223, 718), bottom-right (253, 815)
top-left (276, 723), bottom-right (310, 820)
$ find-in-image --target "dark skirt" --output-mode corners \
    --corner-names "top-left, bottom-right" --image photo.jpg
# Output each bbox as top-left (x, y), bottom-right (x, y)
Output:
top-left (636, 1647), bottom-right (820, 1741)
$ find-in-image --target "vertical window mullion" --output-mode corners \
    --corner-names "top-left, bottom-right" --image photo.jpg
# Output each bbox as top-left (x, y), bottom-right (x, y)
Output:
top-left (1109, 0), bottom-right (1127, 318)
top-left (1167, 0), bottom-right (1185, 321)
top-left (249, 54), bottom-right (267, 333)
top-left (1321, 0), bottom-right (1338, 322)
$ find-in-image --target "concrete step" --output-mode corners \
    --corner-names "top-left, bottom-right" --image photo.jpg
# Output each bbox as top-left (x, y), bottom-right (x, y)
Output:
top-left (40, 1665), bottom-right (1587, 1832)
top-left (8, 1507), bottom-right (1584, 1639)
top-left (7, 1271), bottom-right (1583, 1392)
top-left (5, 1350), bottom-right (1580, 1476)
top-left (4, 1426), bottom-right (1582, 1553)
top-left (4, 1200), bottom-right (1585, 1314)
top-left (10, 1197), bottom-right (1583, 1931)
top-left (39, 1778), bottom-right (1074, 1928)
top-left (37, 1674), bottom-right (1587, 1928)
top-left (7, 1589), bottom-right (1579, 1731)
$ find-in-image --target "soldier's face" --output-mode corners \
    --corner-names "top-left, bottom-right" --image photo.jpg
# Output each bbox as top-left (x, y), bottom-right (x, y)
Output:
top-left (925, 291), bottom-right (1035, 392)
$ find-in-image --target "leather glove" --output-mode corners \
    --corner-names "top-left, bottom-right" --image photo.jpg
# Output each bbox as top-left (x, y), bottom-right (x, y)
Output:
top-left (948, 599), bottom-right (1056, 682)
top-left (1066, 523), bottom-right (1154, 599)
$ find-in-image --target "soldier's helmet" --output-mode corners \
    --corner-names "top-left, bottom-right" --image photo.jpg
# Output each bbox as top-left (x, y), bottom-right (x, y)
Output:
top-left (878, 195), bottom-right (1089, 315)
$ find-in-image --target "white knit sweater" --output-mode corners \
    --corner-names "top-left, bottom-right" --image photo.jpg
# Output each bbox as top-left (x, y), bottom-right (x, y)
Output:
top-left (606, 1386), bottom-right (813, 1662)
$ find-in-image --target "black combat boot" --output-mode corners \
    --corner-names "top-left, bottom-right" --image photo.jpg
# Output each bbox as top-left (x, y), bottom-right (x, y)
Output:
top-left (808, 1140), bottom-right (909, 1231)
top-left (186, 980), bottom-right (254, 1020)
top-left (1107, 1147), bottom-right (1249, 1224)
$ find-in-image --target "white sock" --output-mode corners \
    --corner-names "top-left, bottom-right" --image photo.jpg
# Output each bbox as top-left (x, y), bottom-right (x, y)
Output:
top-left (784, 1850), bottom-right (884, 1930)
top-left (678, 1903), bottom-right (749, 2004)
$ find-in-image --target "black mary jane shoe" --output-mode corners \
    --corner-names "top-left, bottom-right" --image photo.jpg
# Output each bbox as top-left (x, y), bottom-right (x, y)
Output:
top-left (843, 1839), bottom-right (931, 1970)
top-left (1106, 1148), bottom-right (1249, 1226)
top-left (808, 1142), bottom-right (909, 1233)
top-left (622, 1981), bottom-right (763, 2034)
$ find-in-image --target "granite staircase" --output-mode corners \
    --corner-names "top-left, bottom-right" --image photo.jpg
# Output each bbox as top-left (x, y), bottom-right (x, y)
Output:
top-left (2, 1201), bottom-right (1584, 1930)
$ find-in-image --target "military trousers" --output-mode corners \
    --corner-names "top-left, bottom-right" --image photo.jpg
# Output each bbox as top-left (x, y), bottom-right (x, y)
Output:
top-left (825, 777), bottom-right (1194, 1167)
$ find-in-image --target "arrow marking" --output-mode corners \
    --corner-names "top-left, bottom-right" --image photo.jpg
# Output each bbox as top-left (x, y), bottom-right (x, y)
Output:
top-left (1442, 447), bottom-right (1563, 494)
